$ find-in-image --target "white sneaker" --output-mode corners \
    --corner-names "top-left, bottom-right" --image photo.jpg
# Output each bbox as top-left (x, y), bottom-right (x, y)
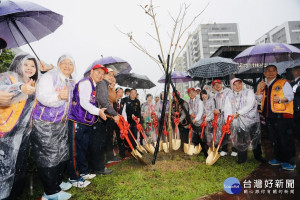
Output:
top-left (68, 177), bottom-right (91, 188)
top-left (231, 152), bottom-right (238, 157)
top-left (220, 151), bottom-right (228, 156)
top-left (80, 173), bottom-right (96, 180)
top-left (59, 181), bottom-right (72, 191)
top-left (42, 191), bottom-right (72, 200)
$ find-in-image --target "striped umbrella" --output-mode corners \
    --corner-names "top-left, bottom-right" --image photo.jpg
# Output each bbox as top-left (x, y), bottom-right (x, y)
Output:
top-left (187, 57), bottom-right (238, 78)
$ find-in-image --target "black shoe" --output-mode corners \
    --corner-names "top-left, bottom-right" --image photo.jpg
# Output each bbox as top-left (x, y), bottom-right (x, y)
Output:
top-left (255, 157), bottom-right (267, 163)
top-left (107, 157), bottom-right (121, 164)
top-left (94, 167), bottom-right (113, 175)
top-left (237, 160), bottom-right (246, 164)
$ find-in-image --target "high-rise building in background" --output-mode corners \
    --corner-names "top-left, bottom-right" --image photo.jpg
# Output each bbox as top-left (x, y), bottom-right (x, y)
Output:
top-left (255, 21), bottom-right (300, 44)
top-left (180, 23), bottom-right (240, 89)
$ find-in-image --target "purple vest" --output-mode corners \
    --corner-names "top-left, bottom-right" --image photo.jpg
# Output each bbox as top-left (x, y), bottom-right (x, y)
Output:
top-left (32, 76), bottom-right (74, 123)
top-left (68, 77), bottom-right (99, 125)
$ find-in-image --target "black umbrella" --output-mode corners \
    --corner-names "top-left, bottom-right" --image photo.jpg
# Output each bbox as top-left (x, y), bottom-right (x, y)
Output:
top-left (115, 73), bottom-right (156, 89)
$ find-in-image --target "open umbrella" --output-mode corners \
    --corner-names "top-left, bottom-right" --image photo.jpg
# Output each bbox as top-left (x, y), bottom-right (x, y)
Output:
top-left (187, 57), bottom-right (238, 78)
top-left (234, 43), bottom-right (300, 64)
top-left (158, 71), bottom-right (192, 83)
top-left (237, 59), bottom-right (300, 75)
top-left (115, 73), bottom-right (155, 89)
top-left (0, 0), bottom-right (63, 60)
top-left (84, 56), bottom-right (132, 77)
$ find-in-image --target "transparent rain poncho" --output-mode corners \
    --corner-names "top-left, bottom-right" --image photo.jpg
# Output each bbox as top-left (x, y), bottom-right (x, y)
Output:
top-left (0, 53), bottom-right (39, 104)
top-left (0, 53), bottom-right (38, 199)
top-left (202, 94), bottom-right (215, 146)
top-left (224, 88), bottom-right (261, 151)
top-left (31, 54), bottom-right (76, 168)
top-left (214, 87), bottom-right (231, 146)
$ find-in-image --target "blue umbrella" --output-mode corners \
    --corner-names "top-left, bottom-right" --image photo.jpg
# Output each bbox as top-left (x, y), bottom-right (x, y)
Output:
top-left (187, 57), bottom-right (238, 78)
top-left (84, 56), bottom-right (132, 77)
top-left (0, 0), bottom-right (63, 60)
top-left (234, 43), bottom-right (300, 64)
top-left (158, 71), bottom-right (192, 83)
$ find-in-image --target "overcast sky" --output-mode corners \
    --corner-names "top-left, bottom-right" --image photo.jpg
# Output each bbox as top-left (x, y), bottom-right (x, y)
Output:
top-left (13, 0), bottom-right (300, 98)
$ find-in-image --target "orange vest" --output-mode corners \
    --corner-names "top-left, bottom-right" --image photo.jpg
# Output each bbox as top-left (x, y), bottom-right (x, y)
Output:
top-left (260, 79), bottom-right (293, 115)
top-left (0, 76), bottom-right (26, 137)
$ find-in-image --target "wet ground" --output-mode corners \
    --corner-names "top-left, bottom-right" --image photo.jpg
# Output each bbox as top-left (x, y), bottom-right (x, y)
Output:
top-left (198, 138), bottom-right (300, 200)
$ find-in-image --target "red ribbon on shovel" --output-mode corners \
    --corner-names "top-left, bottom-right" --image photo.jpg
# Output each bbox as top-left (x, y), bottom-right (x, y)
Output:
top-left (133, 116), bottom-right (148, 141)
top-left (218, 115), bottom-right (235, 146)
top-left (117, 116), bottom-right (135, 151)
top-left (162, 114), bottom-right (168, 137)
top-left (151, 112), bottom-right (159, 136)
top-left (200, 115), bottom-right (207, 139)
top-left (174, 112), bottom-right (180, 135)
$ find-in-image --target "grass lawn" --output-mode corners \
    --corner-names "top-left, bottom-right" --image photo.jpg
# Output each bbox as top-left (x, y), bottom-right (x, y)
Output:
top-left (21, 150), bottom-right (260, 200)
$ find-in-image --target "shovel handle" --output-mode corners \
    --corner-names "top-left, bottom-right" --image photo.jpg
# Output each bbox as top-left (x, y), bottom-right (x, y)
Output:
top-left (200, 124), bottom-right (205, 139)
top-left (217, 127), bottom-right (227, 148)
top-left (124, 135), bottom-right (135, 151)
top-left (212, 114), bottom-right (219, 142)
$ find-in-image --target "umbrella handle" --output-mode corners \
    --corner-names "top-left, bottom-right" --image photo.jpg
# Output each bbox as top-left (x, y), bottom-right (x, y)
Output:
top-left (10, 17), bottom-right (41, 61)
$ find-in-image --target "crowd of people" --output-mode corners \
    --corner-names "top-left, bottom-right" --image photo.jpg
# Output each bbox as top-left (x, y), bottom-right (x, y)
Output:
top-left (0, 36), bottom-right (299, 200)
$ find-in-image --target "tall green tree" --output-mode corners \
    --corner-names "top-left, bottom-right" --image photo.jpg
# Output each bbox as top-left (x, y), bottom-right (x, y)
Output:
top-left (0, 49), bottom-right (15, 73)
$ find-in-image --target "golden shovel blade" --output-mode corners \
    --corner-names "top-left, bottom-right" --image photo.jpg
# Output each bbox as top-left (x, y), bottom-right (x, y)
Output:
top-left (184, 143), bottom-right (188, 154)
top-left (162, 142), bottom-right (169, 153)
top-left (206, 151), bottom-right (221, 166)
top-left (207, 147), bottom-right (213, 155)
top-left (144, 144), bottom-right (155, 154)
top-left (136, 144), bottom-right (147, 154)
top-left (154, 141), bottom-right (163, 152)
top-left (131, 149), bottom-right (147, 165)
top-left (184, 144), bottom-right (195, 155)
top-left (172, 139), bottom-right (181, 151)
top-left (193, 144), bottom-right (202, 155)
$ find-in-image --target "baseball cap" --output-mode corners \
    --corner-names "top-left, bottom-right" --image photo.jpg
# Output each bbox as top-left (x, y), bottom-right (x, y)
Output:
top-left (212, 79), bottom-right (222, 86)
top-left (92, 64), bottom-right (108, 73)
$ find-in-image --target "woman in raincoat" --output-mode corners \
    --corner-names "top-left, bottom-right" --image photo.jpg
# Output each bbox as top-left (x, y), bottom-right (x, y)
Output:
top-left (31, 54), bottom-right (76, 200)
top-left (224, 78), bottom-right (265, 164)
top-left (0, 53), bottom-right (38, 199)
top-left (141, 94), bottom-right (157, 144)
top-left (200, 89), bottom-right (215, 151)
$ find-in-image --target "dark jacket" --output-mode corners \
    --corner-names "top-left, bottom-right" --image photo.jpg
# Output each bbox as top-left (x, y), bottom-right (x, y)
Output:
top-left (96, 79), bottom-right (118, 116)
top-left (125, 98), bottom-right (141, 124)
top-left (291, 77), bottom-right (300, 112)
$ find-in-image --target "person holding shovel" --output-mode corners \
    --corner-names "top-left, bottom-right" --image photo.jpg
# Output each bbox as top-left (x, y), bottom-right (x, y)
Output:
top-left (187, 88), bottom-right (204, 147)
top-left (67, 64), bottom-right (108, 188)
top-left (224, 78), bottom-right (265, 164)
top-left (141, 94), bottom-right (157, 144)
top-left (93, 68), bottom-right (119, 175)
top-left (171, 91), bottom-right (189, 149)
top-left (256, 65), bottom-right (295, 170)
top-left (200, 89), bottom-right (215, 152)
top-left (212, 79), bottom-right (238, 157)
